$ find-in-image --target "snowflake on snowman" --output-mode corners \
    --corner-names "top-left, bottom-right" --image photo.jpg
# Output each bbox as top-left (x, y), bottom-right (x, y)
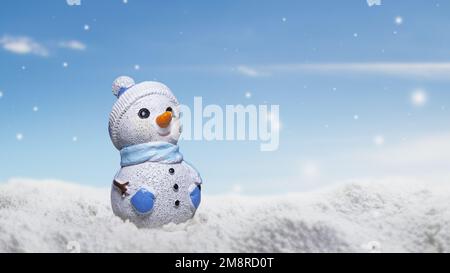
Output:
top-left (108, 76), bottom-right (202, 228)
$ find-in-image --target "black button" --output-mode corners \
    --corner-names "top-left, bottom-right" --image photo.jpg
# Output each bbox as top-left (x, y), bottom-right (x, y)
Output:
top-left (198, 185), bottom-right (201, 191)
top-left (169, 168), bottom-right (175, 175)
top-left (175, 200), bottom-right (180, 206)
top-left (173, 184), bottom-right (179, 190)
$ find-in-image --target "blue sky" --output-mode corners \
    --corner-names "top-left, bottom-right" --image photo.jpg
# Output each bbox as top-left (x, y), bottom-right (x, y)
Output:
top-left (1, 0), bottom-right (450, 194)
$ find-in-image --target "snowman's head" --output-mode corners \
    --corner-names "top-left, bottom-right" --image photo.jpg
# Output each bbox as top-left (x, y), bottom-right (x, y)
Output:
top-left (109, 76), bottom-right (182, 150)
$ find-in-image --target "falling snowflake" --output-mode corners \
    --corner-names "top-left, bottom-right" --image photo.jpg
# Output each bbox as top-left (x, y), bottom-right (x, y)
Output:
top-left (373, 135), bottom-right (385, 146)
top-left (63, 62), bottom-right (69, 68)
top-left (395, 16), bottom-right (403, 25)
top-left (411, 89), bottom-right (427, 107)
top-left (353, 33), bottom-right (358, 38)
top-left (32, 106), bottom-right (39, 112)
top-left (134, 64), bottom-right (140, 70)
top-left (353, 114), bottom-right (359, 120)
top-left (84, 24), bottom-right (90, 31)
top-left (123, 0), bottom-right (128, 3)
top-left (21, 66), bottom-right (26, 70)
top-left (282, 17), bottom-right (287, 22)
top-left (245, 91), bottom-right (252, 99)
top-left (16, 133), bottom-right (23, 141)
top-left (0, 91), bottom-right (3, 98)
top-left (72, 136), bottom-right (78, 142)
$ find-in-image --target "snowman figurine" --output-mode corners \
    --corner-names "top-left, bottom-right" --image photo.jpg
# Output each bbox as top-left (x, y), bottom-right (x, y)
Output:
top-left (108, 76), bottom-right (202, 228)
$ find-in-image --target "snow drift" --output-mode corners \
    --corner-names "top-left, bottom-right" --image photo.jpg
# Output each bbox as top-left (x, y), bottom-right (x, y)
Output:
top-left (0, 178), bottom-right (449, 253)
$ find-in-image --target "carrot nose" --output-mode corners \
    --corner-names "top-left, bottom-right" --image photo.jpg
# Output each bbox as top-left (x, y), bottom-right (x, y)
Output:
top-left (156, 111), bottom-right (172, 128)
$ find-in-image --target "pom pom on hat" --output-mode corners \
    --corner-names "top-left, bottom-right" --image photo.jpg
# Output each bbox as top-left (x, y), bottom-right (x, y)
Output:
top-left (112, 76), bottom-right (135, 98)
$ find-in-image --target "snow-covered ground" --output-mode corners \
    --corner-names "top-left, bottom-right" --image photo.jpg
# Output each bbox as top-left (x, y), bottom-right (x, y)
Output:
top-left (0, 177), bottom-right (449, 253)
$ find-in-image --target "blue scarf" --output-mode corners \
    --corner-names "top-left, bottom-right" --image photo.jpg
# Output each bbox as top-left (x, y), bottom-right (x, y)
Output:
top-left (120, 141), bottom-right (183, 167)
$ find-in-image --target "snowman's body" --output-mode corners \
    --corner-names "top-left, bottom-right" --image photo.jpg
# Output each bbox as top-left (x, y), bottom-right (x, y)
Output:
top-left (111, 161), bottom-right (201, 228)
top-left (108, 76), bottom-right (202, 228)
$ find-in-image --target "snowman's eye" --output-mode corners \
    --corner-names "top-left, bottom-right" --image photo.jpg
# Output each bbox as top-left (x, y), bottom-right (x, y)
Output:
top-left (138, 108), bottom-right (150, 119)
top-left (166, 107), bottom-right (173, 112)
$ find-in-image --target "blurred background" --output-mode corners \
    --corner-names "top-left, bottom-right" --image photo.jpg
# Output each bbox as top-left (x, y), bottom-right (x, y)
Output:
top-left (0, 0), bottom-right (449, 194)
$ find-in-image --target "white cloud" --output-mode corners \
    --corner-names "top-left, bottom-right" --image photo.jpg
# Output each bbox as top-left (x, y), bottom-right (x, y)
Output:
top-left (58, 40), bottom-right (86, 51)
top-left (234, 63), bottom-right (450, 80)
top-left (368, 133), bottom-right (450, 167)
top-left (0, 36), bottom-right (87, 56)
top-left (0, 35), bottom-right (48, 56)
top-left (66, 0), bottom-right (81, 5)
top-left (303, 132), bottom-right (450, 189)
top-left (367, 0), bottom-right (381, 7)
top-left (236, 65), bottom-right (268, 77)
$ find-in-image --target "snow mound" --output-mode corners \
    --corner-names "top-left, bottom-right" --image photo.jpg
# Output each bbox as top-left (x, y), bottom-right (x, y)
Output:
top-left (0, 178), bottom-right (449, 253)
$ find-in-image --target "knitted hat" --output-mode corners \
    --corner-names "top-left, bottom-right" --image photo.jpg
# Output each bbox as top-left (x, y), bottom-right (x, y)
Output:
top-left (109, 76), bottom-right (179, 147)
